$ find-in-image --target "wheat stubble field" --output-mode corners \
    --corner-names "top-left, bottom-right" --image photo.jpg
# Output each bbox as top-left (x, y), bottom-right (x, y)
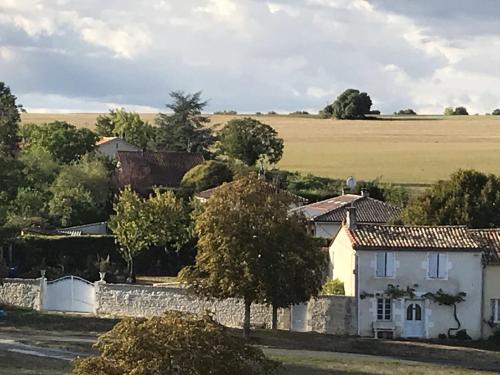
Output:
top-left (21, 113), bottom-right (500, 185)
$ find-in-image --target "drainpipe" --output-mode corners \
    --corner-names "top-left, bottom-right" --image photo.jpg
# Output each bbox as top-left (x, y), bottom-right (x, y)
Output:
top-left (355, 253), bottom-right (360, 336)
top-left (480, 258), bottom-right (486, 339)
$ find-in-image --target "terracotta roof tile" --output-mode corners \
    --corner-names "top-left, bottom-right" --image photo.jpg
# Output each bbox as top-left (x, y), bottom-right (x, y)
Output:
top-left (469, 229), bottom-right (500, 263)
top-left (96, 136), bottom-right (117, 145)
top-left (348, 224), bottom-right (480, 252)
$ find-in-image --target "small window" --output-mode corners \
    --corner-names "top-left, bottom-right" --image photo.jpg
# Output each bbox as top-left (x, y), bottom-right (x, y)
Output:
top-left (492, 299), bottom-right (500, 323)
top-left (377, 298), bottom-right (392, 321)
top-left (428, 253), bottom-right (447, 279)
top-left (406, 303), bottom-right (422, 321)
top-left (376, 252), bottom-right (395, 277)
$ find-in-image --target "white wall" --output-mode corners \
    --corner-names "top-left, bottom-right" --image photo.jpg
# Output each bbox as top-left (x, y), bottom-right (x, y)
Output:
top-left (331, 228), bottom-right (356, 294)
top-left (97, 139), bottom-right (140, 159)
top-left (356, 250), bottom-right (483, 339)
top-left (483, 265), bottom-right (500, 339)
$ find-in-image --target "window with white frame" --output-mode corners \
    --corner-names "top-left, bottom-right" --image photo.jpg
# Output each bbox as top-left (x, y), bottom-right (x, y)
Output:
top-left (377, 298), bottom-right (392, 321)
top-left (492, 299), bottom-right (500, 323)
top-left (427, 252), bottom-right (448, 279)
top-left (376, 252), bottom-right (395, 277)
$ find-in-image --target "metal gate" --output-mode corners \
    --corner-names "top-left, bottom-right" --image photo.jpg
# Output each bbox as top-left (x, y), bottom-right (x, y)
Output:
top-left (290, 303), bottom-right (309, 332)
top-left (43, 276), bottom-right (95, 313)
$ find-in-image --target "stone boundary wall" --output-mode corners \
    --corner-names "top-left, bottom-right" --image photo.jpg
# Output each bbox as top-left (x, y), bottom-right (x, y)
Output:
top-left (0, 278), bottom-right (41, 310)
top-left (308, 296), bottom-right (357, 335)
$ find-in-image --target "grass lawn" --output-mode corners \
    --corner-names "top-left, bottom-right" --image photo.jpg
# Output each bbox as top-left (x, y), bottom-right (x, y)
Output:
top-left (21, 113), bottom-right (500, 185)
top-left (1, 307), bottom-right (500, 374)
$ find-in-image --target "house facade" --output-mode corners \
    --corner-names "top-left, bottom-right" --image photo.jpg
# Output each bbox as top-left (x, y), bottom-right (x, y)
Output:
top-left (331, 208), bottom-right (483, 339)
top-left (290, 191), bottom-right (401, 239)
top-left (96, 137), bottom-right (140, 158)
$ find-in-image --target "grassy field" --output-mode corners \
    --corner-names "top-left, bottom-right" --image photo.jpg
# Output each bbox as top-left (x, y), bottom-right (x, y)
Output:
top-left (21, 113), bottom-right (500, 185)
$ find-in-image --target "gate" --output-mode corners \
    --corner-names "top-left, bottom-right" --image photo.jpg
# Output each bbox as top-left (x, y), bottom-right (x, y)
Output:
top-left (290, 303), bottom-right (309, 332)
top-left (43, 276), bottom-right (95, 313)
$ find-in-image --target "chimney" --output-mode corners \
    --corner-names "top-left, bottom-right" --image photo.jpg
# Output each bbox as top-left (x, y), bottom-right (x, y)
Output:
top-left (341, 187), bottom-right (347, 195)
top-left (346, 205), bottom-right (357, 229)
top-left (361, 188), bottom-right (369, 197)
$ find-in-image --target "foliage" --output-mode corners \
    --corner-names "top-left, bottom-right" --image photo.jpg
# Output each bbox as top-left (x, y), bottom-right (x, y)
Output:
top-left (180, 177), bottom-right (324, 335)
top-left (95, 109), bottom-right (154, 149)
top-left (19, 146), bottom-right (60, 190)
top-left (218, 117), bottom-right (284, 166)
top-left (6, 187), bottom-right (48, 226)
top-left (181, 160), bottom-right (234, 191)
top-left (48, 155), bottom-right (112, 226)
top-left (213, 110), bottom-right (238, 115)
top-left (423, 289), bottom-right (466, 338)
top-left (492, 109), bottom-right (500, 116)
top-left (324, 89), bottom-right (372, 120)
top-left (0, 82), bottom-right (23, 154)
top-left (321, 278), bottom-right (345, 296)
top-left (109, 187), bottom-right (190, 280)
top-left (395, 109), bottom-right (417, 115)
top-left (444, 106), bottom-right (469, 116)
top-left (20, 121), bottom-right (97, 163)
top-left (73, 311), bottom-right (279, 375)
top-left (0, 152), bottom-right (25, 199)
top-left (384, 284), bottom-right (416, 299)
top-left (402, 169), bottom-right (500, 228)
top-left (154, 91), bottom-right (214, 156)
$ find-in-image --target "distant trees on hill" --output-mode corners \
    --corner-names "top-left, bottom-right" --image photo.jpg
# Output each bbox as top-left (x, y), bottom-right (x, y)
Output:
top-left (323, 89), bottom-right (372, 120)
top-left (395, 109), bottom-right (417, 115)
top-left (444, 106), bottom-right (469, 115)
top-left (213, 110), bottom-right (238, 115)
top-left (492, 109), bottom-right (500, 115)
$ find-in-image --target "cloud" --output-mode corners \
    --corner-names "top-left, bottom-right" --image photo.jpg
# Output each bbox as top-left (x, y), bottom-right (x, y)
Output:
top-left (0, 0), bottom-right (498, 113)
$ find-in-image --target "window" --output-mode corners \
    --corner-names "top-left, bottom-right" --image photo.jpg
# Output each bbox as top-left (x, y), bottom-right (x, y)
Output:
top-left (377, 298), bottom-right (392, 321)
top-left (427, 253), bottom-right (447, 279)
top-left (492, 299), bottom-right (500, 323)
top-left (376, 252), bottom-right (395, 277)
top-left (406, 303), bottom-right (422, 321)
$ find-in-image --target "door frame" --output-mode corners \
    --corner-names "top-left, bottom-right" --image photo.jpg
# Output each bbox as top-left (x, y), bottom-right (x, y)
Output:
top-left (403, 299), bottom-right (426, 338)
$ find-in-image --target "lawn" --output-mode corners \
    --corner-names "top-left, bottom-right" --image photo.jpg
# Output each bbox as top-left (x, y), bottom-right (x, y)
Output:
top-left (1, 307), bottom-right (500, 374)
top-left (21, 113), bottom-right (500, 185)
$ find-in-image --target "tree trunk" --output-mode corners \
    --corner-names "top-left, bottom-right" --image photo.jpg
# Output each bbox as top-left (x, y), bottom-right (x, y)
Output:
top-left (448, 303), bottom-right (461, 338)
top-left (272, 304), bottom-right (278, 330)
top-left (243, 297), bottom-right (251, 338)
top-left (126, 257), bottom-right (135, 284)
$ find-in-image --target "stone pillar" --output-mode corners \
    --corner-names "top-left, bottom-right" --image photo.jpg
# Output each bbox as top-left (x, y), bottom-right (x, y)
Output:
top-left (37, 275), bottom-right (47, 311)
top-left (94, 280), bottom-right (106, 316)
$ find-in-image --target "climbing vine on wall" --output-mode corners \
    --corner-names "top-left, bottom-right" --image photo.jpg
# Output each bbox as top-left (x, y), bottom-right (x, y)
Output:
top-left (423, 289), bottom-right (467, 338)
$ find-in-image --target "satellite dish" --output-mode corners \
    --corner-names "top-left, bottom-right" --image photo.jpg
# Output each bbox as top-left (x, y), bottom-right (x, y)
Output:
top-left (346, 176), bottom-right (357, 190)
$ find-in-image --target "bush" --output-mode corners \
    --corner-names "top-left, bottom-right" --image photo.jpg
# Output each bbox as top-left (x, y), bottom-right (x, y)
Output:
top-left (181, 160), bottom-right (234, 192)
top-left (444, 107), bottom-right (469, 116)
top-left (395, 109), bottom-right (417, 115)
top-left (73, 311), bottom-right (279, 375)
top-left (214, 110), bottom-right (238, 115)
top-left (321, 278), bottom-right (345, 295)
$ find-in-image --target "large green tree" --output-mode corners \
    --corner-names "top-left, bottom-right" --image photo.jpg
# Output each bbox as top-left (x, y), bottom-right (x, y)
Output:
top-left (180, 177), bottom-right (324, 336)
top-left (154, 91), bottom-right (214, 155)
top-left (181, 160), bottom-right (233, 191)
top-left (20, 121), bottom-right (97, 163)
top-left (95, 109), bottom-right (154, 149)
top-left (218, 117), bottom-right (284, 166)
top-left (324, 89), bottom-right (372, 119)
top-left (0, 82), bottom-right (23, 154)
top-left (402, 169), bottom-right (500, 228)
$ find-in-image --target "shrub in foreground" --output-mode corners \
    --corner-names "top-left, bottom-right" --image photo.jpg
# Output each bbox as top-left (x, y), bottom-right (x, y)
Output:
top-left (73, 311), bottom-right (279, 375)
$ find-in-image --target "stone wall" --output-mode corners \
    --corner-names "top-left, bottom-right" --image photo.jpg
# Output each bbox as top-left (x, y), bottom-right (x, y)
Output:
top-left (308, 296), bottom-right (357, 335)
top-left (95, 283), bottom-right (289, 329)
top-left (0, 278), bottom-right (41, 310)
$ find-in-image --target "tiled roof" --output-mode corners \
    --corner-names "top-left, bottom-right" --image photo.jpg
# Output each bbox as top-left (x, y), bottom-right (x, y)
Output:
top-left (195, 180), bottom-right (308, 204)
top-left (96, 136), bottom-right (117, 145)
top-left (116, 151), bottom-right (204, 193)
top-left (291, 194), bottom-right (401, 224)
top-left (470, 229), bottom-right (500, 263)
top-left (348, 224), bottom-right (481, 252)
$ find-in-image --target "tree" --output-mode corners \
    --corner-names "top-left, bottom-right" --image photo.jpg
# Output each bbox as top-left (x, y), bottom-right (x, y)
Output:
top-left (492, 109), bottom-right (500, 116)
top-left (73, 311), bottom-right (279, 375)
top-left (402, 169), bottom-right (500, 228)
top-left (444, 106), bottom-right (469, 116)
top-left (19, 146), bottom-right (60, 190)
top-left (324, 89), bottom-right (372, 120)
top-left (95, 109), bottom-right (154, 149)
top-left (7, 187), bottom-right (48, 227)
top-left (395, 109), bottom-right (417, 115)
top-left (218, 118), bottom-right (284, 166)
top-left (109, 187), bottom-right (189, 282)
top-left (154, 91), bottom-right (214, 155)
top-left (48, 155), bottom-right (111, 226)
top-left (20, 121), bottom-right (97, 163)
top-left (0, 82), bottom-right (23, 154)
top-left (181, 160), bottom-right (234, 191)
top-left (179, 177), bottom-right (324, 336)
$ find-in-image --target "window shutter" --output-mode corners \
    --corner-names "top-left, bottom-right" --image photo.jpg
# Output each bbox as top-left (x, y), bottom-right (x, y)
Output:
top-left (376, 253), bottom-right (385, 277)
top-left (438, 253), bottom-right (448, 278)
top-left (428, 253), bottom-right (438, 278)
top-left (386, 252), bottom-right (395, 277)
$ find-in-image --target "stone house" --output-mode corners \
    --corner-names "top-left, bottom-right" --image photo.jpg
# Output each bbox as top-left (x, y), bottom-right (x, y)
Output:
top-left (330, 208), bottom-right (483, 339)
top-left (289, 191), bottom-right (401, 239)
top-left (96, 137), bottom-right (140, 159)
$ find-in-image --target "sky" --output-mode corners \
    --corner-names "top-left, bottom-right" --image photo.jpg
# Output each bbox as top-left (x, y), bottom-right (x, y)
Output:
top-left (1, 0), bottom-right (500, 114)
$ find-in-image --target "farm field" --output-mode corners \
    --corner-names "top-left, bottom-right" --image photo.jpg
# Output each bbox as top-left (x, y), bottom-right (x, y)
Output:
top-left (21, 113), bottom-right (500, 185)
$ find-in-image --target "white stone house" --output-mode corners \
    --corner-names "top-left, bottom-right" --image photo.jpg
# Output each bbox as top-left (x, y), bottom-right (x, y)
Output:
top-left (331, 208), bottom-right (483, 339)
top-left (96, 137), bottom-right (140, 159)
top-left (470, 229), bottom-right (500, 339)
top-left (289, 191), bottom-right (401, 239)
